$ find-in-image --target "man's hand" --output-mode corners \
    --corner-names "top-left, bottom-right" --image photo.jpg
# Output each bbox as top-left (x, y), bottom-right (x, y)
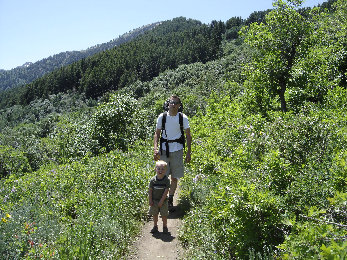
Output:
top-left (154, 150), bottom-right (160, 161)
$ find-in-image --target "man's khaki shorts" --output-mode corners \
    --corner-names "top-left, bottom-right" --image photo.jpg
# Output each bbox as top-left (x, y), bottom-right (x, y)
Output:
top-left (160, 149), bottom-right (184, 179)
top-left (148, 200), bottom-right (169, 217)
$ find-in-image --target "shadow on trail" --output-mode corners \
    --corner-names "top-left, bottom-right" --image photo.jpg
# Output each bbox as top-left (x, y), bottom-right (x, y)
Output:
top-left (167, 205), bottom-right (184, 220)
top-left (152, 232), bottom-right (175, 242)
top-left (167, 195), bottom-right (191, 220)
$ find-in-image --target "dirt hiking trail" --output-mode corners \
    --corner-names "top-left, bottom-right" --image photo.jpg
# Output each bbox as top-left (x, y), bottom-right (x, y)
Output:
top-left (127, 191), bottom-right (185, 259)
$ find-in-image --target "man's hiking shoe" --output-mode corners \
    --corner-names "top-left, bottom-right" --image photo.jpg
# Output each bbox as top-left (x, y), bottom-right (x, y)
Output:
top-left (150, 226), bottom-right (158, 233)
top-left (168, 196), bottom-right (175, 212)
top-left (163, 226), bottom-right (169, 234)
top-left (168, 202), bottom-right (176, 212)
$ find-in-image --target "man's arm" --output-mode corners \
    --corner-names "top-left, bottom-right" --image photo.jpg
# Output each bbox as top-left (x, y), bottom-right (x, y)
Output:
top-left (185, 128), bottom-right (192, 163)
top-left (153, 128), bottom-right (161, 161)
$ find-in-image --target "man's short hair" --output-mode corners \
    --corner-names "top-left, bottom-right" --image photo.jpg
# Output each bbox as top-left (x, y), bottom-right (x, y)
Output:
top-left (170, 95), bottom-right (181, 104)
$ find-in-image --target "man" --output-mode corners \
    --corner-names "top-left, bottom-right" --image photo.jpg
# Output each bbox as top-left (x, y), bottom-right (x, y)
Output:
top-left (153, 95), bottom-right (192, 209)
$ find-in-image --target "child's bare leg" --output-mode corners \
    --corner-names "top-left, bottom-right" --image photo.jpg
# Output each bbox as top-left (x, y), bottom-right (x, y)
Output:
top-left (162, 216), bottom-right (168, 227)
top-left (150, 214), bottom-right (159, 233)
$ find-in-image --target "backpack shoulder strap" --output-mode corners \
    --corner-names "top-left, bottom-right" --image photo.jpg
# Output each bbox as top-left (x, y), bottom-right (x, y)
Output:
top-left (179, 112), bottom-right (185, 148)
top-left (160, 112), bottom-right (169, 157)
top-left (162, 112), bottom-right (167, 131)
top-left (178, 112), bottom-right (183, 132)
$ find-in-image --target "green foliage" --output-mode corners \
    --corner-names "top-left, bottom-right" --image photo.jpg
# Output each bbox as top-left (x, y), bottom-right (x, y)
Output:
top-left (278, 192), bottom-right (347, 259)
top-left (90, 93), bottom-right (149, 152)
top-left (324, 85), bottom-right (347, 110)
top-left (288, 0), bottom-right (347, 109)
top-left (0, 92), bottom-right (95, 129)
top-left (0, 145), bottom-right (31, 177)
top-left (49, 110), bottom-right (97, 162)
top-left (0, 92), bottom-right (152, 171)
top-left (125, 59), bottom-right (233, 120)
top-left (0, 144), bottom-right (153, 259)
top-left (225, 17), bottom-right (244, 40)
top-left (0, 1), bottom-right (345, 258)
top-left (0, 122), bottom-right (57, 171)
top-left (179, 86), bottom-right (346, 258)
top-left (0, 94), bottom-right (96, 171)
top-left (240, 0), bottom-right (346, 113)
top-left (240, 0), bottom-right (312, 112)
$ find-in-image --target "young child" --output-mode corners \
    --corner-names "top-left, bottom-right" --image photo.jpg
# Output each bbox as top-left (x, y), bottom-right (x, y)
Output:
top-left (148, 160), bottom-right (170, 234)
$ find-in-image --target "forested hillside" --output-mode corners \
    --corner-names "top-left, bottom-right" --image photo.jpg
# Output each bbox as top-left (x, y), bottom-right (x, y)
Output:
top-left (0, 0), bottom-right (345, 259)
top-left (0, 17), bottom-right (227, 109)
top-left (0, 22), bottom-right (159, 92)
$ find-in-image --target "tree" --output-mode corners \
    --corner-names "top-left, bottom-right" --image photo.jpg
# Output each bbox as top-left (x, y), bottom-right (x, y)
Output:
top-left (241, 0), bottom-right (312, 112)
top-left (90, 93), bottom-right (138, 152)
top-left (290, 0), bottom-right (346, 104)
top-left (225, 17), bottom-right (244, 40)
top-left (241, 0), bottom-right (346, 113)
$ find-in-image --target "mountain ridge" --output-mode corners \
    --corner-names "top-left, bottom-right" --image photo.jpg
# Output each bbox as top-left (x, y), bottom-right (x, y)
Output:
top-left (0, 22), bottom-right (160, 91)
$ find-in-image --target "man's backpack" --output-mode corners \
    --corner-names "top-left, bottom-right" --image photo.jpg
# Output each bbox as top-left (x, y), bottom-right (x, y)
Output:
top-left (160, 99), bottom-right (185, 157)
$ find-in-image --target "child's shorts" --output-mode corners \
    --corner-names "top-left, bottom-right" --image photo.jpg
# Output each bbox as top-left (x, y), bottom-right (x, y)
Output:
top-left (148, 200), bottom-right (169, 217)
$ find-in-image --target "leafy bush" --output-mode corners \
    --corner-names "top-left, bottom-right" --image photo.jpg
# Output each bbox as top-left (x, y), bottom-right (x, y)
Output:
top-left (90, 93), bottom-right (151, 152)
top-left (49, 110), bottom-right (97, 162)
top-left (180, 172), bottom-right (285, 259)
top-left (0, 143), bottom-right (153, 259)
top-left (0, 145), bottom-right (31, 177)
top-left (178, 88), bottom-right (346, 258)
top-left (278, 192), bottom-right (347, 259)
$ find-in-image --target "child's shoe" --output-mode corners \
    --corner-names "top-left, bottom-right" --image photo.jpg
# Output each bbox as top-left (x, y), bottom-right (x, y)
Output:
top-left (163, 226), bottom-right (169, 234)
top-left (150, 226), bottom-right (158, 233)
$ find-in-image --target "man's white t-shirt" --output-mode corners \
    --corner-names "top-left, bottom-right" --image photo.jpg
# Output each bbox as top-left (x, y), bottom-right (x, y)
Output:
top-left (156, 112), bottom-right (189, 153)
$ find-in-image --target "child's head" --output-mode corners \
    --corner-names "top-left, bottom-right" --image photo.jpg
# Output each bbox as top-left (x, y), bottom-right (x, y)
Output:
top-left (155, 160), bottom-right (167, 176)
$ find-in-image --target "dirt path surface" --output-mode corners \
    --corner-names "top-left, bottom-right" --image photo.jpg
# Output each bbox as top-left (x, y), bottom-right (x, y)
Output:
top-left (127, 194), bottom-right (185, 259)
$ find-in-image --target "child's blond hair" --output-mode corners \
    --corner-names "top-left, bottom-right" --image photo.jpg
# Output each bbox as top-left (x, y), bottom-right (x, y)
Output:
top-left (155, 160), bottom-right (167, 168)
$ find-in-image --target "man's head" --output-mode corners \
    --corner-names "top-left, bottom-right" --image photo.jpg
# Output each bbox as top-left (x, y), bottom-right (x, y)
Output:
top-left (155, 160), bottom-right (167, 177)
top-left (168, 95), bottom-right (181, 115)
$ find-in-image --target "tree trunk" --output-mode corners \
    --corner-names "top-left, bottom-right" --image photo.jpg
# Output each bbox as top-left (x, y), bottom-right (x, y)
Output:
top-left (279, 83), bottom-right (287, 113)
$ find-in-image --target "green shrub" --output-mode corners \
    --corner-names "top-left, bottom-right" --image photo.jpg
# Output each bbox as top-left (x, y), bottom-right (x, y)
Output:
top-left (0, 142), bottom-right (153, 259)
top-left (0, 145), bottom-right (31, 177)
top-left (90, 93), bottom-right (151, 152)
top-left (278, 193), bottom-right (347, 259)
top-left (180, 169), bottom-right (285, 259)
top-left (179, 89), bottom-right (346, 258)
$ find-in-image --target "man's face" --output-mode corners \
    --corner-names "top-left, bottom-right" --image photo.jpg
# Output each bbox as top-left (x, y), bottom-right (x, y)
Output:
top-left (169, 98), bottom-right (180, 112)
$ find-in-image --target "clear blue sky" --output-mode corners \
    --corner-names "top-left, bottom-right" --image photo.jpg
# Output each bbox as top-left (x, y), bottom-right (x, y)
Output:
top-left (0, 0), bottom-right (325, 70)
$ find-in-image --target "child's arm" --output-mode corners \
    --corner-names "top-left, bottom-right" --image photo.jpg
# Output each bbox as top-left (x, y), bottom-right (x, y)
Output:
top-left (158, 188), bottom-right (169, 208)
top-left (149, 188), bottom-right (154, 206)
